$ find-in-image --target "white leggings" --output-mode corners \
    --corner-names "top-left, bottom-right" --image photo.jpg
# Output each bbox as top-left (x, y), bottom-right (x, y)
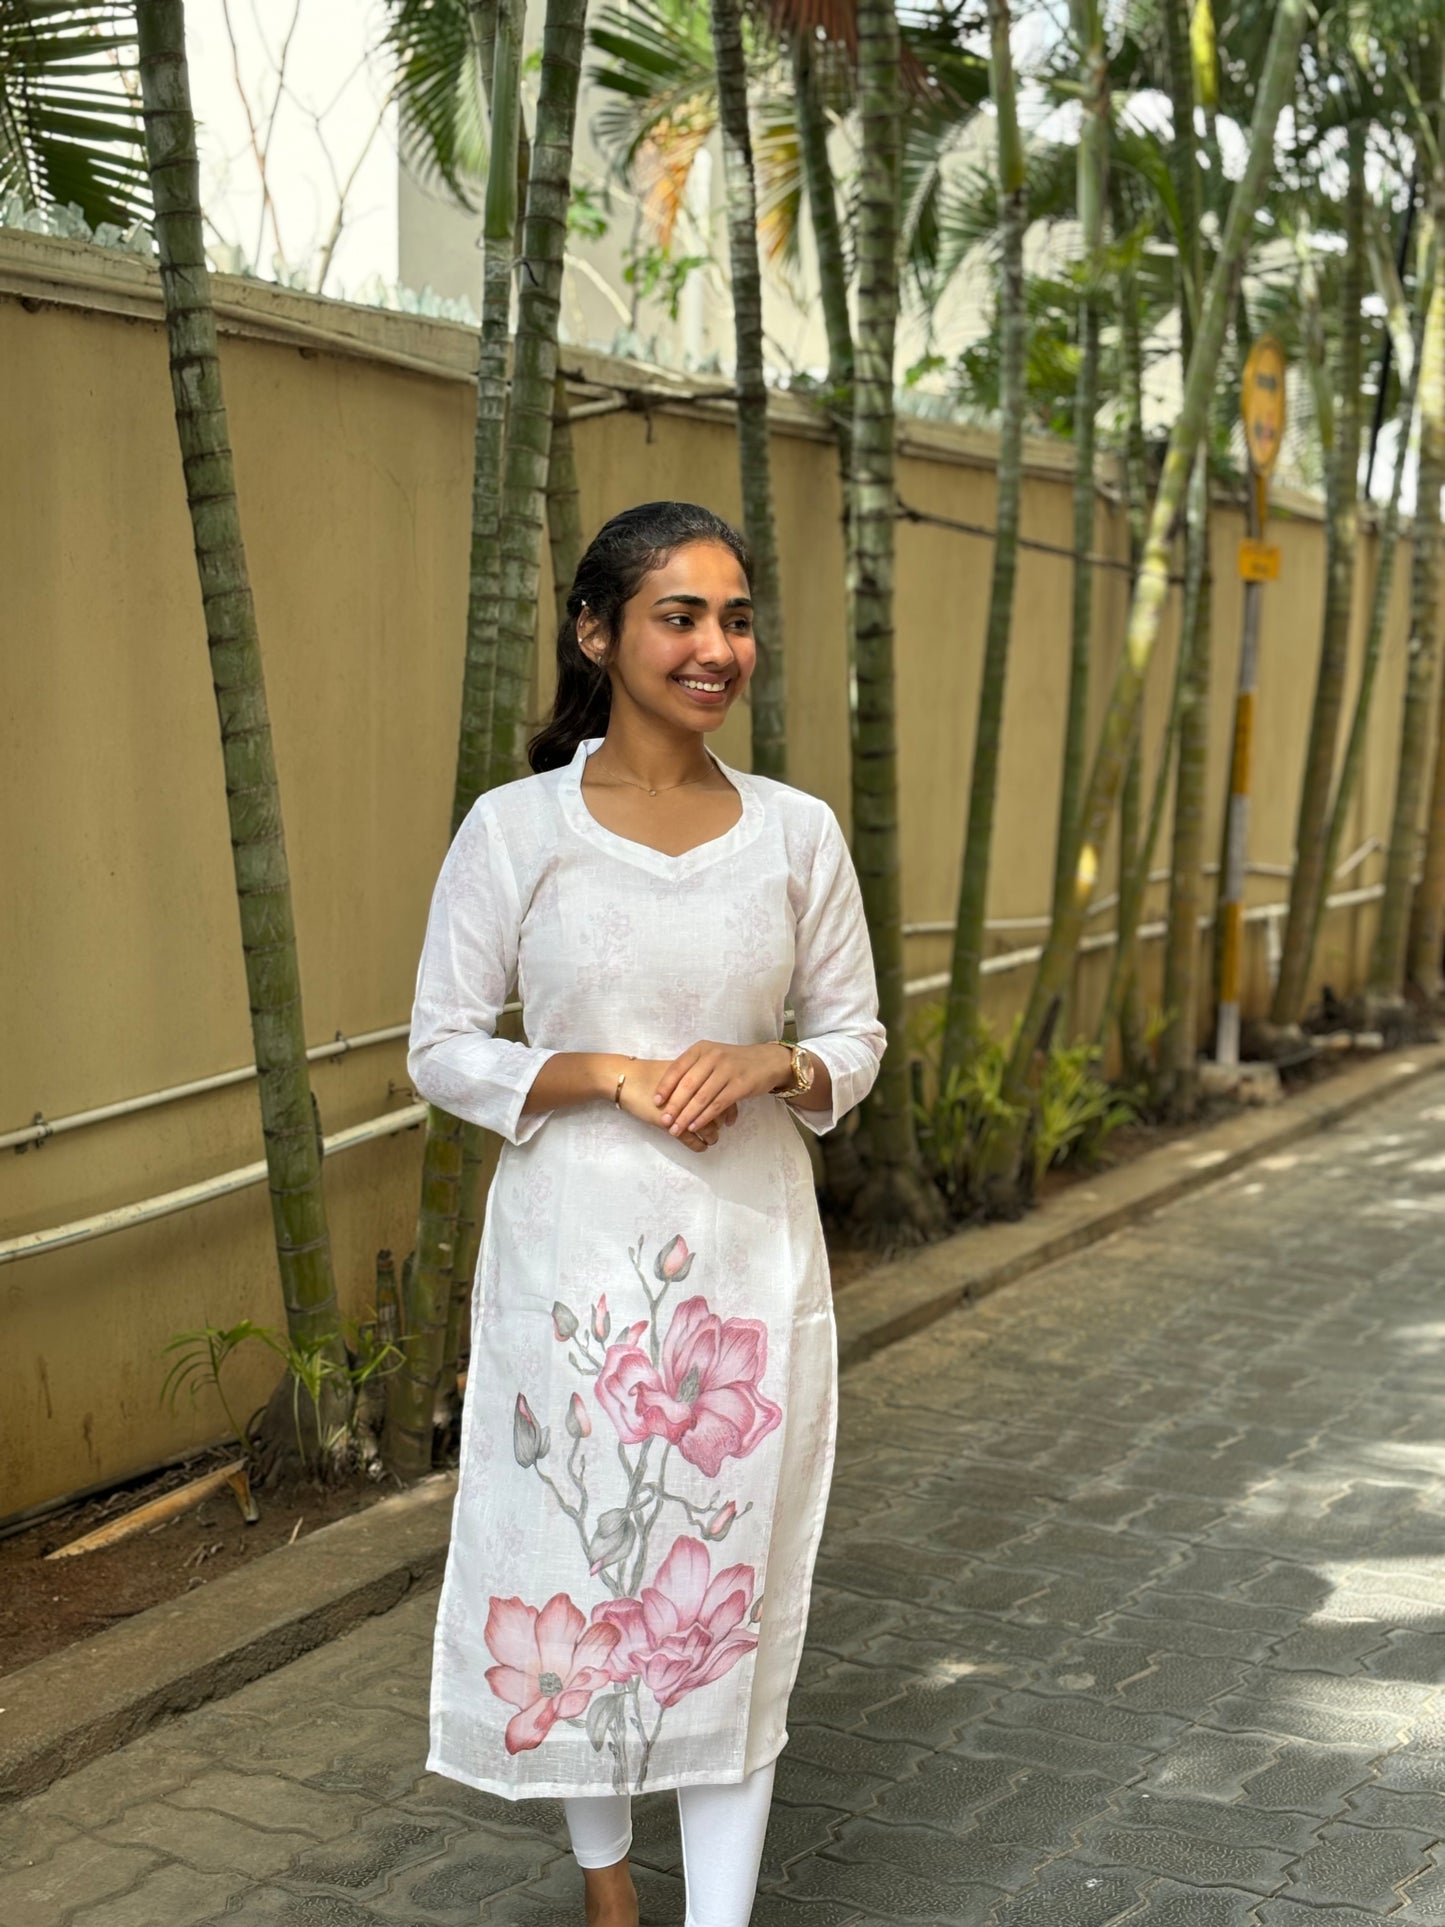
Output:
top-left (563, 1758), bottom-right (777, 1927)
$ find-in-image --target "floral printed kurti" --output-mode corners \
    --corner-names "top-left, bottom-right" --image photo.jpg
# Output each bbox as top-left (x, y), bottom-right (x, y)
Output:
top-left (407, 735), bottom-right (885, 1799)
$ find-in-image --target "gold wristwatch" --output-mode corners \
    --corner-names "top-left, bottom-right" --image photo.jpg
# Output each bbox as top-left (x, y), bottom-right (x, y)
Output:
top-left (772, 1041), bottom-right (815, 1105)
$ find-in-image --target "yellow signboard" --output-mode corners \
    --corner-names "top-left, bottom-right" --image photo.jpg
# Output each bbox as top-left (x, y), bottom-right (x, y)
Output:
top-left (1238, 539), bottom-right (1281, 582)
top-left (1241, 335), bottom-right (1287, 476)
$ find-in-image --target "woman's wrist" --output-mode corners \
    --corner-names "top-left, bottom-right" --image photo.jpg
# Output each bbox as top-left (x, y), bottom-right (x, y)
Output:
top-left (762, 1042), bottom-right (796, 1094)
top-left (593, 1052), bottom-right (635, 1104)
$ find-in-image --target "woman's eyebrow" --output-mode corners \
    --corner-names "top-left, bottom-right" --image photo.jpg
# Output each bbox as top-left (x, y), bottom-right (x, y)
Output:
top-left (650, 593), bottom-right (755, 610)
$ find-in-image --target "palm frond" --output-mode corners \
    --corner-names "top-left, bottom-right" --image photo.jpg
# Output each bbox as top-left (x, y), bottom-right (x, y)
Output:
top-left (0, 0), bottom-right (148, 226)
top-left (588, 0), bottom-right (719, 239)
top-left (378, 0), bottom-right (490, 210)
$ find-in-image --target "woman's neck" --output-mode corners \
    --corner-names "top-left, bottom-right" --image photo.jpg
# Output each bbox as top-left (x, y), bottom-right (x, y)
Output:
top-left (587, 713), bottom-right (719, 792)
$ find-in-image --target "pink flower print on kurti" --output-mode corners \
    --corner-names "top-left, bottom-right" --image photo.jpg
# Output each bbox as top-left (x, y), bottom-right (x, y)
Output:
top-left (655, 1234), bottom-right (695, 1282)
top-left (595, 1295), bottom-right (783, 1478)
top-left (483, 1593), bottom-right (620, 1754)
top-left (501, 1234), bottom-right (782, 1788)
top-left (593, 1536), bottom-right (758, 1706)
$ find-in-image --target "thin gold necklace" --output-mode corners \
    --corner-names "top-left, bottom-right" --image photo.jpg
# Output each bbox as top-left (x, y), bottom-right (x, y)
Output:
top-left (586, 751), bottom-right (716, 798)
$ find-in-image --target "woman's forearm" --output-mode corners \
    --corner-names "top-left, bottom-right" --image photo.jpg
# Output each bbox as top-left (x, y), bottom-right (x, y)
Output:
top-left (520, 1051), bottom-right (632, 1117)
top-left (792, 1054), bottom-right (833, 1115)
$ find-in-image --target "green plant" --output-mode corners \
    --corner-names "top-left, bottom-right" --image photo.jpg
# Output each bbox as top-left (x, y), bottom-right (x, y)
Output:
top-left (1032, 1039), bottom-right (1139, 1182)
top-left (159, 1319), bottom-right (265, 1457)
top-left (622, 239), bottom-right (707, 320)
top-left (908, 1004), bottom-right (1025, 1212)
top-left (159, 1313), bottom-right (403, 1471)
top-left (909, 1002), bottom-right (1138, 1211)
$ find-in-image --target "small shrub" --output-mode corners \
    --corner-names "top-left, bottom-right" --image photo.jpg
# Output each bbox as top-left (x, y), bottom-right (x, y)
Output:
top-left (160, 1314), bottom-right (403, 1472)
top-left (908, 1004), bottom-right (1138, 1213)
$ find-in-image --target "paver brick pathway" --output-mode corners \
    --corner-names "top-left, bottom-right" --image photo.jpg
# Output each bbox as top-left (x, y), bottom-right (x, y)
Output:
top-left (7, 1079), bottom-right (1445, 1923)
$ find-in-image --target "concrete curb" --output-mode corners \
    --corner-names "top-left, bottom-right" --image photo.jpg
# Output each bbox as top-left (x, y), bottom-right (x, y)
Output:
top-left (833, 1042), bottom-right (1445, 1369)
top-left (0, 1472), bottom-right (457, 1801)
top-left (6, 1043), bottom-right (1443, 1802)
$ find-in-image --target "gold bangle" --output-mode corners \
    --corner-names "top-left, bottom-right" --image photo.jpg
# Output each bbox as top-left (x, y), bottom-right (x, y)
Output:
top-left (613, 1055), bottom-right (637, 1107)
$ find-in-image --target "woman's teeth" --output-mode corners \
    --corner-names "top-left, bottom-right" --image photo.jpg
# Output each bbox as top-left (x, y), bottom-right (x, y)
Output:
top-left (675, 677), bottom-right (728, 691)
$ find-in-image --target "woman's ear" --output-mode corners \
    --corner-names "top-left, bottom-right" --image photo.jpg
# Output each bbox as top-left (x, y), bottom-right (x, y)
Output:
top-left (576, 606), bottom-right (605, 667)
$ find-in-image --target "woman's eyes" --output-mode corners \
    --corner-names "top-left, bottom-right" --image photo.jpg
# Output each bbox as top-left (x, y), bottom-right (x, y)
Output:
top-left (662, 613), bottom-right (753, 631)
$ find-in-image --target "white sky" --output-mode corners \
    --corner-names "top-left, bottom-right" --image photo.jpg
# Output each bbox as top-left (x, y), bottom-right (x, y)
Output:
top-left (182, 0), bottom-right (398, 297)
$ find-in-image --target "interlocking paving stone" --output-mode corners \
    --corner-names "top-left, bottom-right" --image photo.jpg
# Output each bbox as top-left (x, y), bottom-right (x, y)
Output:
top-left (1398, 1848), bottom-right (1445, 1923)
top-left (1104, 1789), bottom-right (1319, 1855)
top-left (1120, 1878), bottom-right (1267, 1925)
top-left (165, 1767), bottom-right (375, 1840)
top-left (92, 1800), bottom-right (320, 1877)
top-left (0, 1837), bottom-right (162, 1927)
top-left (1236, 1742), bottom-right (1380, 1813)
top-left (985, 1860), bottom-right (1148, 1926)
top-left (1070, 1819), bottom-right (1294, 1894)
top-left (67, 1860), bottom-right (243, 1927)
top-left (776, 1844), bottom-right (1002, 1921)
top-left (1280, 1819), bottom-right (1438, 1910)
top-left (278, 1812), bottom-right (453, 1894)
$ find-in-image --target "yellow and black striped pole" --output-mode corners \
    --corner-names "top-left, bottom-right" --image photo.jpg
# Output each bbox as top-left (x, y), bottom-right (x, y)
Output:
top-left (1216, 336), bottom-right (1286, 1068)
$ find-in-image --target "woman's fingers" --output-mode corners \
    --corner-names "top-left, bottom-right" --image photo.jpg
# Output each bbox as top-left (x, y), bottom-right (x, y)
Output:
top-left (652, 1046), bottom-right (702, 1108)
top-left (667, 1070), bottom-right (733, 1136)
top-left (659, 1058), bottom-right (713, 1123)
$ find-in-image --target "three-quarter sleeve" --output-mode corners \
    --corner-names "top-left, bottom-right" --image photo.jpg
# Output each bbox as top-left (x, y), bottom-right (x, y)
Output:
top-left (407, 800), bottom-right (560, 1147)
top-left (786, 804), bottom-right (887, 1136)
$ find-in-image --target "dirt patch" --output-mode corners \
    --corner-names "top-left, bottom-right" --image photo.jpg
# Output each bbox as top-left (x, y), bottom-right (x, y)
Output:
top-left (0, 1458), bottom-right (401, 1679)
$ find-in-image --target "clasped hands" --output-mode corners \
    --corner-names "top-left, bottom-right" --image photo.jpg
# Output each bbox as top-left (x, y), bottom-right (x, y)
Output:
top-left (614, 1040), bottom-right (794, 1154)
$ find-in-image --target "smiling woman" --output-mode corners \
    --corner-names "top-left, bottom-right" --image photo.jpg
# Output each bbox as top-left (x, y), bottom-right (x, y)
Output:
top-left (407, 500), bottom-right (885, 1927)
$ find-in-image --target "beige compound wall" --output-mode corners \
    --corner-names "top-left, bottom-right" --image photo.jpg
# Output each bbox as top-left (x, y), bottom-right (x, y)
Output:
top-left (0, 230), bottom-right (1426, 1517)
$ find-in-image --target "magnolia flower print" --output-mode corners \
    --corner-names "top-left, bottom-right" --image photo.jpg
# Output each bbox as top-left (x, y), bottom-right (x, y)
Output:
top-left (484, 1592), bottom-right (620, 1754)
top-left (591, 1535), bottom-right (758, 1705)
top-left (483, 1537), bottom-right (758, 1777)
top-left (596, 1294), bottom-right (782, 1478)
top-left (491, 1233), bottom-right (779, 1787)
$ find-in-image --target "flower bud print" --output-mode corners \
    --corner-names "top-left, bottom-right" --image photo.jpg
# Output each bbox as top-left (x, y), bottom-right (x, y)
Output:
top-left (513, 1393), bottom-right (548, 1468)
top-left (551, 1301), bottom-right (578, 1342)
top-left (591, 1294), bottom-right (611, 1343)
top-left (566, 1392), bottom-right (591, 1439)
top-left (587, 1507), bottom-right (635, 1575)
top-left (704, 1501), bottom-right (737, 1540)
top-left (654, 1234), bottom-right (694, 1284)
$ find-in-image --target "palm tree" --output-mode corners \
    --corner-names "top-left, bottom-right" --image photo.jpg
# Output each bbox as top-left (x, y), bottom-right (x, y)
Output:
top-left (793, 28), bottom-right (854, 498)
top-left (491, 0), bottom-right (589, 785)
top-left (1374, 30), bottom-right (1445, 1008)
top-left (1156, 0), bottom-right (1210, 1112)
top-left (1308, 254), bottom-right (1423, 984)
top-left (1050, 0), bottom-right (1109, 961)
top-left (939, 0), bottom-right (1026, 1079)
top-left (379, 0), bottom-right (523, 1480)
top-left (134, 0), bottom-right (350, 1473)
top-left (1, 0), bottom-right (148, 227)
top-left (1272, 106), bottom-right (1369, 1027)
top-left (986, 0), bottom-right (1310, 1200)
top-left (711, 0), bottom-right (788, 778)
top-left (547, 369), bottom-right (585, 628)
top-left (848, 0), bottom-right (945, 1239)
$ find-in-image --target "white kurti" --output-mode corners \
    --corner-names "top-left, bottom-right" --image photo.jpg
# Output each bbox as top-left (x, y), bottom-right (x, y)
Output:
top-left (407, 734), bottom-right (885, 1800)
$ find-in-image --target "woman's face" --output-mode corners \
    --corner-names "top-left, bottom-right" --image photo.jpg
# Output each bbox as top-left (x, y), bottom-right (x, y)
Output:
top-left (590, 540), bottom-right (756, 733)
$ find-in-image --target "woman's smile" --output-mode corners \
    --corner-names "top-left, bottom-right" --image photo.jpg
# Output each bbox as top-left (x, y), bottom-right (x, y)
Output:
top-left (671, 671), bottom-right (733, 706)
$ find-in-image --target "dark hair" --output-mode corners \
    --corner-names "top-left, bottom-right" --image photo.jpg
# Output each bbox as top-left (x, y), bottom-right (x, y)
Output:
top-left (527, 501), bottom-right (753, 774)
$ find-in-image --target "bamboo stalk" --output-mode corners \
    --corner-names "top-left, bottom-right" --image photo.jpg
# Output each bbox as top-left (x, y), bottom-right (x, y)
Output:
top-left (46, 1462), bottom-right (256, 1559)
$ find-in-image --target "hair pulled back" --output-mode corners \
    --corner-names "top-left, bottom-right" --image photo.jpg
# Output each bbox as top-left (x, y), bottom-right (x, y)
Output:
top-left (527, 500), bottom-right (752, 774)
